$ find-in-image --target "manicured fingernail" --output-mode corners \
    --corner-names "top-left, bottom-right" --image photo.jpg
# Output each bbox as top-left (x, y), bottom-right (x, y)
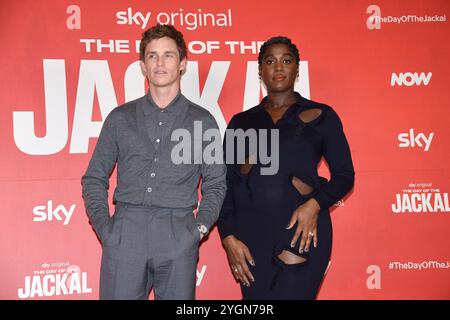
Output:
top-left (314, 242), bottom-right (317, 248)
top-left (305, 247), bottom-right (309, 252)
top-left (290, 242), bottom-right (294, 248)
top-left (286, 224), bottom-right (291, 229)
top-left (250, 260), bottom-right (255, 266)
top-left (299, 249), bottom-right (304, 254)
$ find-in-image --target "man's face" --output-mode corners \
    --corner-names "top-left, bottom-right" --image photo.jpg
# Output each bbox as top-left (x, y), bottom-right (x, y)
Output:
top-left (140, 36), bottom-right (186, 89)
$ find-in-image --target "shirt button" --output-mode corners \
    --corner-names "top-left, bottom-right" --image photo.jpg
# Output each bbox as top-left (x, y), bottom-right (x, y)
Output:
top-left (158, 121), bottom-right (163, 126)
top-left (156, 138), bottom-right (160, 143)
top-left (150, 173), bottom-right (156, 178)
top-left (147, 187), bottom-right (152, 193)
top-left (154, 157), bottom-right (159, 162)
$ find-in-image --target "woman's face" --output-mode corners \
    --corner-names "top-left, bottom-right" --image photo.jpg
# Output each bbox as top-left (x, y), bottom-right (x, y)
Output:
top-left (259, 43), bottom-right (298, 93)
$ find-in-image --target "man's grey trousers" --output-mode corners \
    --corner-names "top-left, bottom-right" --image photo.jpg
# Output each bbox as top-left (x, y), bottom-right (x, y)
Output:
top-left (99, 203), bottom-right (200, 300)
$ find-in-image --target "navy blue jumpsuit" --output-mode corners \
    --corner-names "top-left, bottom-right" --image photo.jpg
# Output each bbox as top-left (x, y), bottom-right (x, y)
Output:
top-left (218, 92), bottom-right (354, 299)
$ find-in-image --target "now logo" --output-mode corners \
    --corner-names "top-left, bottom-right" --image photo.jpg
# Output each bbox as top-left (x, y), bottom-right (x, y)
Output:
top-left (33, 201), bottom-right (76, 225)
top-left (391, 72), bottom-right (432, 86)
top-left (398, 128), bottom-right (434, 151)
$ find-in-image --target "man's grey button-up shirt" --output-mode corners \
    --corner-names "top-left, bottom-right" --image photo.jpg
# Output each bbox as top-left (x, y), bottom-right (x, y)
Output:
top-left (81, 92), bottom-right (226, 236)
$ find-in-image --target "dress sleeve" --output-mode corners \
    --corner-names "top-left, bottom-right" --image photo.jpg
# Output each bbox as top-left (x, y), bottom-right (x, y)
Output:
top-left (312, 108), bottom-right (355, 210)
top-left (217, 115), bottom-right (240, 240)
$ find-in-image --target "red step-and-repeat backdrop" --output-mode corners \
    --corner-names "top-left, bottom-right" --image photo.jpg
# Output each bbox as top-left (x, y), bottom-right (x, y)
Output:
top-left (0, 0), bottom-right (449, 299)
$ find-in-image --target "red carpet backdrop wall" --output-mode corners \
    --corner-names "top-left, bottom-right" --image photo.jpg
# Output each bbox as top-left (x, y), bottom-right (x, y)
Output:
top-left (0, 0), bottom-right (449, 299)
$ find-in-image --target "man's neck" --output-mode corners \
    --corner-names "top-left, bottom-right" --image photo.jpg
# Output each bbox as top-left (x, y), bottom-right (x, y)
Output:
top-left (148, 84), bottom-right (180, 109)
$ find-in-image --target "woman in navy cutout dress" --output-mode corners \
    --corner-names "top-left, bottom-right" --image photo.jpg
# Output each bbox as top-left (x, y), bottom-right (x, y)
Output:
top-left (217, 36), bottom-right (355, 299)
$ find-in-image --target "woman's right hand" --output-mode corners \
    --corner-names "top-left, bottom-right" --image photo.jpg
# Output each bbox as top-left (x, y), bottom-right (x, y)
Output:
top-left (222, 235), bottom-right (255, 287)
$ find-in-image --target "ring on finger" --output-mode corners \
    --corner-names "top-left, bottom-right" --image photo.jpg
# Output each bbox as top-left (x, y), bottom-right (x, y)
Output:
top-left (308, 231), bottom-right (314, 237)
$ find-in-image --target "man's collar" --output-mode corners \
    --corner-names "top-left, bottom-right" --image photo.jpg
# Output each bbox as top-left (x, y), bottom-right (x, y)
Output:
top-left (143, 91), bottom-right (184, 116)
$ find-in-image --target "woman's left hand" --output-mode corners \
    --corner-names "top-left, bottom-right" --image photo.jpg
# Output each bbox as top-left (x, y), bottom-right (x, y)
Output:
top-left (286, 198), bottom-right (321, 253)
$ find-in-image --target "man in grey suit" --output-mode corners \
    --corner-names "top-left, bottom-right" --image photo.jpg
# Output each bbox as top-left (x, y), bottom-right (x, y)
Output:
top-left (81, 24), bottom-right (226, 300)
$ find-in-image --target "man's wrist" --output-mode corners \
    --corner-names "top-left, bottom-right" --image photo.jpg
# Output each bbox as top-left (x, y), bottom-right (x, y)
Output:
top-left (197, 223), bottom-right (208, 236)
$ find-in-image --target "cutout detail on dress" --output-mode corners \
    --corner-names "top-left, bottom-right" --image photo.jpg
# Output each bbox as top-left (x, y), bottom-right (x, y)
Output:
top-left (240, 154), bottom-right (257, 175)
top-left (277, 250), bottom-right (308, 265)
top-left (291, 176), bottom-right (314, 195)
top-left (299, 108), bottom-right (322, 123)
